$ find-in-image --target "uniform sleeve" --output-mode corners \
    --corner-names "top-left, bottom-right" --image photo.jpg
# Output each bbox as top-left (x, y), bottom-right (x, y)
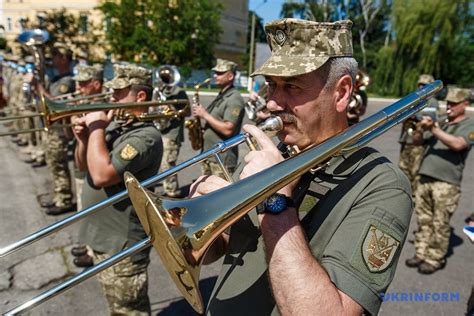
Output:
top-left (455, 121), bottom-right (474, 147)
top-left (110, 131), bottom-right (163, 177)
top-left (319, 167), bottom-right (412, 315)
top-left (222, 95), bottom-right (244, 125)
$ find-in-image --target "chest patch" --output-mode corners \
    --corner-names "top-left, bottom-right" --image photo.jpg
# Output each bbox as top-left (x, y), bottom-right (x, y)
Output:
top-left (362, 225), bottom-right (399, 272)
top-left (120, 144), bottom-right (138, 160)
top-left (59, 83), bottom-right (69, 94)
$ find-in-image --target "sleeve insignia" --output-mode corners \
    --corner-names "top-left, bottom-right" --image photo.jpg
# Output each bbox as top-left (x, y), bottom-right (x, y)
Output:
top-left (231, 108), bottom-right (240, 117)
top-left (469, 131), bottom-right (474, 141)
top-left (120, 144), bottom-right (138, 160)
top-left (362, 225), bottom-right (399, 272)
top-left (59, 84), bottom-right (69, 94)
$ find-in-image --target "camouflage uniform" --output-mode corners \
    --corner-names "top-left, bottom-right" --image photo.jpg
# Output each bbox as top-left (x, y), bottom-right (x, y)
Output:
top-left (154, 84), bottom-right (189, 197)
top-left (207, 19), bottom-right (412, 315)
top-left (398, 75), bottom-right (439, 193)
top-left (46, 73), bottom-right (75, 208)
top-left (78, 65), bottom-right (163, 315)
top-left (201, 59), bottom-right (245, 179)
top-left (413, 87), bottom-right (474, 269)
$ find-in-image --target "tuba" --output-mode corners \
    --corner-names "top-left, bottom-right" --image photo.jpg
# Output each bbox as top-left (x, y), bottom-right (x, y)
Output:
top-left (151, 65), bottom-right (182, 130)
top-left (185, 78), bottom-right (211, 150)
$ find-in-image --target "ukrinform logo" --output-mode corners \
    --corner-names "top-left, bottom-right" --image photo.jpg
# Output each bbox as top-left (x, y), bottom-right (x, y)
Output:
top-left (380, 292), bottom-right (460, 302)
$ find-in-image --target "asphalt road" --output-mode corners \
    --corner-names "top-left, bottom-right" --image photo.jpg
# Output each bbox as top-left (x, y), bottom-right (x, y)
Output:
top-left (0, 95), bottom-right (473, 315)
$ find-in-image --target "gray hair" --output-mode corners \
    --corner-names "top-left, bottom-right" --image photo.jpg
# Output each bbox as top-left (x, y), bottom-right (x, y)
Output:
top-left (319, 57), bottom-right (358, 92)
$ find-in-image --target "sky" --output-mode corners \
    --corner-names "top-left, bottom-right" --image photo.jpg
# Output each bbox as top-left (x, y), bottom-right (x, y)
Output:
top-left (248, 0), bottom-right (286, 25)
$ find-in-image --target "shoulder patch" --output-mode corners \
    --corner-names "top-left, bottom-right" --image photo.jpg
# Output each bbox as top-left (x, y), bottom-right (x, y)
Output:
top-left (120, 144), bottom-right (138, 160)
top-left (362, 225), bottom-right (399, 272)
top-left (469, 131), bottom-right (474, 141)
top-left (59, 83), bottom-right (69, 94)
top-left (231, 108), bottom-right (240, 117)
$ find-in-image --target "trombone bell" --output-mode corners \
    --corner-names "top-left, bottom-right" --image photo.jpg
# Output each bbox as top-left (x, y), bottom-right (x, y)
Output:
top-left (125, 174), bottom-right (205, 313)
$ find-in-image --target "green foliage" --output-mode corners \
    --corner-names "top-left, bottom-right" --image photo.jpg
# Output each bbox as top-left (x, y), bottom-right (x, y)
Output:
top-left (97, 0), bottom-right (223, 74)
top-left (0, 37), bottom-right (7, 50)
top-left (373, 0), bottom-right (472, 96)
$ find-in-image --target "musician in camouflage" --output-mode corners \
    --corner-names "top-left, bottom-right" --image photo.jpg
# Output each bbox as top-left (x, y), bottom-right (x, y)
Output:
top-left (406, 87), bottom-right (474, 274)
top-left (192, 19), bottom-right (412, 315)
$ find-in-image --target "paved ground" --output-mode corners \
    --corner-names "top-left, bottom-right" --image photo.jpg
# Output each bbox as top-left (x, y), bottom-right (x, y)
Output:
top-left (0, 95), bottom-right (473, 315)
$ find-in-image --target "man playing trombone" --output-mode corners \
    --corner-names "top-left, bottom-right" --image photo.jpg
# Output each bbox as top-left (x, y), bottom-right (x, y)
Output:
top-left (74, 64), bottom-right (163, 314)
top-left (191, 19), bottom-right (412, 315)
top-left (70, 63), bottom-right (105, 267)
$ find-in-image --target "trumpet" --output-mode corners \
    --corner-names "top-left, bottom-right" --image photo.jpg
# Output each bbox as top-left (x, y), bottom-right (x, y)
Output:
top-left (2, 81), bottom-right (443, 315)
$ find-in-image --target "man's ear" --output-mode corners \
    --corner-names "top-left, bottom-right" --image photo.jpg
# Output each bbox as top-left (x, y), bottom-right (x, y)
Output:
top-left (335, 74), bottom-right (353, 113)
top-left (136, 90), bottom-right (147, 102)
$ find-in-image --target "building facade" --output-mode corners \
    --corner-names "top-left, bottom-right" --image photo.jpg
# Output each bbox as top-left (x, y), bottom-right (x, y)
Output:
top-left (1, 0), bottom-right (248, 66)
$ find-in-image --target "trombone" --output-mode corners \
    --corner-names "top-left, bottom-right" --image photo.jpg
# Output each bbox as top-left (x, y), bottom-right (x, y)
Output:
top-left (2, 80), bottom-right (443, 315)
top-left (0, 95), bottom-right (189, 137)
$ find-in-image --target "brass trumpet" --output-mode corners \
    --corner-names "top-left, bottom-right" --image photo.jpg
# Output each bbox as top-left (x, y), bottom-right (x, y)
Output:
top-left (2, 81), bottom-right (443, 315)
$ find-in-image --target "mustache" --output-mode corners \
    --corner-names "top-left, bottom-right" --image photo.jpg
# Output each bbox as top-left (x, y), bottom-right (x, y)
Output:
top-left (273, 111), bottom-right (297, 124)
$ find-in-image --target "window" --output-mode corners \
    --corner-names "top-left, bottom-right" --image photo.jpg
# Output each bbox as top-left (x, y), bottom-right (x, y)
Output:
top-left (79, 14), bottom-right (88, 33)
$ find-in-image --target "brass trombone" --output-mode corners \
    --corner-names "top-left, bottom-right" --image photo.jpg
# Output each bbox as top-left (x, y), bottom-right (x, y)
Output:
top-left (0, 95), bottom-right (189, 137)
top-left (2, 80), bottom-right (443, 315)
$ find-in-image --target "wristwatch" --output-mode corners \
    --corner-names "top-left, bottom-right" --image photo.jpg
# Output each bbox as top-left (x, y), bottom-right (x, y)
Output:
top-left (257, 193), bottom-right (295, 214)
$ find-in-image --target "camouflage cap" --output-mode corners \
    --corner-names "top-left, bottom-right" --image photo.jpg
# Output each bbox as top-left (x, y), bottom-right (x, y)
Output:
top-left (252, 19), bottom-right (353, 77)
top-left (104, 64), bottom-right (152, 90)
top-left (73, 64), bottom-right (104, 82)
top-left (212, 58), bottom-right (238, 72)
top-left (417, 74), bottom-right (434, 85)
top-left (446, 87), bottom-right (470, 103)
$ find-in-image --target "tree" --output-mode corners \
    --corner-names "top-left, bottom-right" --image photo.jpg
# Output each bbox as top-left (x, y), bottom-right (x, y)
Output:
top-left (20, 8), bottom-right (104, 61)
top-left (97, 0), bottom-right (223, 75)
top-left (373, 0), bottom-right (472, 96)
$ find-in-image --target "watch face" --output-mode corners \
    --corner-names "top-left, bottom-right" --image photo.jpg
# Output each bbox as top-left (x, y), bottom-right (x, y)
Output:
top-left (265, 194), bottom-right (287, 214)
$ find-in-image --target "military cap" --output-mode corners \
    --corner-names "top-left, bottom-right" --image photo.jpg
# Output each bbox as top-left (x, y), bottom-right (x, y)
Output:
top-left (52, 42), bottom-right (73, 57)
top-left (212, 58), bottom-right (238, 72)
top-left (252, 19), bottom-right (353, 77)
top-left (417, 74), bottom-right (434, 85)
top-left (7, 54), bottom-right (20, 62)
top-left (73, 64), bottom-right (104, 82)
top-left (75, 48), bottom-right (89, 60)
top-left (104, 64), bottom-right (152, 89)
top-left (446, 87), bottom-right (470, 103)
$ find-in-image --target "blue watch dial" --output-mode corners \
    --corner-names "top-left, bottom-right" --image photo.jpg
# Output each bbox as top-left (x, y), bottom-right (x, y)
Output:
top-left (265, 194), bottom-right (289, 214)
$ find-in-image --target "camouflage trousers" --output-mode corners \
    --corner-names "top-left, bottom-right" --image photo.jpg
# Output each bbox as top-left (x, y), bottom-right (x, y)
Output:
top-left (160, 137), bottom-right (181, 197)
top-left (93, 252), bottom-right (151, 315)
top-left (414, 177), bottom-right (460, 268)
top-left (399, 144), bottom-right (424, 193)
top-left (45, 130), bottom-right (72, 207)
top-left (201, 159), bottom-right (234, 181)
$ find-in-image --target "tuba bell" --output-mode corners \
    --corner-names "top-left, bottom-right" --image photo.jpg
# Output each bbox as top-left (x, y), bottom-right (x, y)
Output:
top-left (151, 65), bottom-right (182, 130)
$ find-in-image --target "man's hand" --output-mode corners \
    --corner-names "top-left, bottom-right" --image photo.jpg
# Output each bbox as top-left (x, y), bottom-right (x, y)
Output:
top-left (71, 115), bottom-right (88, 143)
top-left (85, 110), bottom-right (113, 129)
top-left (419, 115), bottom-right (436, 130)
top-left (192, 103), bottom-right (209, 120)
top-left (189, 175), bottom-right (231, 198)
